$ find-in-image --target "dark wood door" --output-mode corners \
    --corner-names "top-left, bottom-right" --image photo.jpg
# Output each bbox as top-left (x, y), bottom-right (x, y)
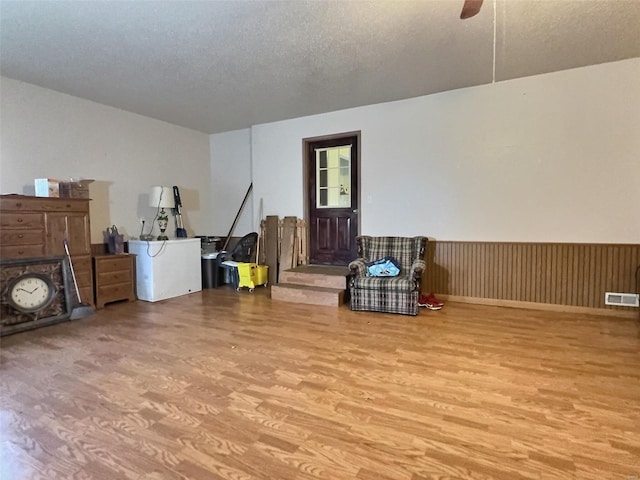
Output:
top-left (308, 135), bottom-right (358, 265)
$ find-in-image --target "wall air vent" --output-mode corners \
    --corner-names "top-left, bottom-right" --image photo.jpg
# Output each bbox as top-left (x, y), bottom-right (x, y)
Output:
top-left (604, 292), bottom-right (640, 307)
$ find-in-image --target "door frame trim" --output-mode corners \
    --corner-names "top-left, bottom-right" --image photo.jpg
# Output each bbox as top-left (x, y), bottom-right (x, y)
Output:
top-left (302, 131), bottom-right (361, 264)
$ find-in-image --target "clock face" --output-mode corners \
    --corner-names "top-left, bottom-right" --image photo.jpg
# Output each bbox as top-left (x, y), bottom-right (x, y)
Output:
top-left (8, 273), bottom-right (55, 313)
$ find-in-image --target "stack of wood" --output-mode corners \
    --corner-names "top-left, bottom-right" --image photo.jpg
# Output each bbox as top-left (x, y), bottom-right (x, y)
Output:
top-left (259, 216), bottom-right (308, 284)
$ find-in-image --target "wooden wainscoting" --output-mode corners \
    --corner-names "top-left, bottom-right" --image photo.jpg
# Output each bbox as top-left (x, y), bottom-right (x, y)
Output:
top-left (423, 241), bottom-right (640, 317)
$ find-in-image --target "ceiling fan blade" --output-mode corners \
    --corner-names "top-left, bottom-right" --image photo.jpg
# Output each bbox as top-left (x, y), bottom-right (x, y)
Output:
top-left (460, 0), bottom-right (483, 19)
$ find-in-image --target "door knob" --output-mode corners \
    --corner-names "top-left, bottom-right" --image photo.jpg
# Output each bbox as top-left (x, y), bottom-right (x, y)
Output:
top-left (353, 209), bottom-right (358, 213)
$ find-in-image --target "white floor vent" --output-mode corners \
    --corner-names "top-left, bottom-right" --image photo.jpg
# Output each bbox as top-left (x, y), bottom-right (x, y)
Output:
top-left (604, 292), bottom-right (640, 307)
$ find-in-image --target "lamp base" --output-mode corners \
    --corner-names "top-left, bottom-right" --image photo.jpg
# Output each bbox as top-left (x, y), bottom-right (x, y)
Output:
top-left (156, 208), bottom-right (170, 241)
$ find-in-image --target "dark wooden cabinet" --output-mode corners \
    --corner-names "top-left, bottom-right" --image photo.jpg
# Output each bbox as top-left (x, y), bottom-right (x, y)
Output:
top-left (0, 195), bottom-right (94, 305)
top-left (93, 254), bottom-right (136, 309)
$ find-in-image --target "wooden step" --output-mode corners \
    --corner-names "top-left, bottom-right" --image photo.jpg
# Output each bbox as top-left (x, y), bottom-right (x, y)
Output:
top-left (279, 265), bottom-right (349, 289)
top-left (271, 283), bottom-right (345, 306)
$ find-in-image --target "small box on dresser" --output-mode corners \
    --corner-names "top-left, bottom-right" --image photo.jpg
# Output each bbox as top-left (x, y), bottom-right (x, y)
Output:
top-left (93, 254), bottom-right (136, 309)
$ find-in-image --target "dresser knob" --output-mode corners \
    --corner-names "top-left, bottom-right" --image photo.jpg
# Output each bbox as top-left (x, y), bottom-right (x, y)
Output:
top-left (17, 218), bottom-right (23, 223)
top-left (18, 234), bottom-right (24, 238)
top-left (16, 203), bottom-right (22, 207)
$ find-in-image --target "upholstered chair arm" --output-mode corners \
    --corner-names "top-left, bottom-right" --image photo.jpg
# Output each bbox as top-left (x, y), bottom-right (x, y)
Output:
top-left (348, 258), bottom-right (367, 278)
top-left (409, 259), bottom-right (426, 281)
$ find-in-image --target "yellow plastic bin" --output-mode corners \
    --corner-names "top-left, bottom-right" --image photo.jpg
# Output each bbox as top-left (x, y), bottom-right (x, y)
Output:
top-left (255, 265), bottom-right (268, 286)
top-left (236, 263), bottom-right (257, 291)
top-left (235, 263), bottom-right (269, 292)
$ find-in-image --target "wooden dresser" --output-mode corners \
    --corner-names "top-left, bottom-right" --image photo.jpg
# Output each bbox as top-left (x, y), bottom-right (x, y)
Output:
top-left (93, 254), bottom-right (136, 308)
top-left (0, 194), bottom-right (94, 305)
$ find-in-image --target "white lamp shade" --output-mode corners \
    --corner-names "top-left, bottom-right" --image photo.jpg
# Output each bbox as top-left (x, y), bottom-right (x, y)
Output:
top-left (149, 186), bottom-right (175, 209)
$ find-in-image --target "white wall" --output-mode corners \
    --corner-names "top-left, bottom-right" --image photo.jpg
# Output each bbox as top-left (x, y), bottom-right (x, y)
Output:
top-left (244, 58), bottom-right (639, 243)
top-left (209, 128), bottom-right (254, 237)
top-left (0, 77), bottom-right (211, 243)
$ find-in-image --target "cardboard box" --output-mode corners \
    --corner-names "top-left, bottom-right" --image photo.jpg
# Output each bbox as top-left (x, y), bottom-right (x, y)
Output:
top-left (34, 178), bottom-right (60, 197)
top-left (59, 179), bottom-right (94, 199)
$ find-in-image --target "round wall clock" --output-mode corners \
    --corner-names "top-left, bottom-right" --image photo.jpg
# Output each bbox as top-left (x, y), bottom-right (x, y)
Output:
top-left (7, 272), bottom-right (56, 313)
top-left (0, 256), bottom-right (73, 336)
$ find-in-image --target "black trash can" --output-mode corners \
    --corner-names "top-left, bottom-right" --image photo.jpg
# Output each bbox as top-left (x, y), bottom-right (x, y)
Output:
top-left (201, 253), bottom-right (224, 288)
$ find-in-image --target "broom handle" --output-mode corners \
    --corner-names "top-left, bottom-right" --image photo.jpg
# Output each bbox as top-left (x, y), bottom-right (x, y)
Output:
top-left (63, 239), bottom-right (83, 303)
top-left (222, 183), bottom-right (253, 252)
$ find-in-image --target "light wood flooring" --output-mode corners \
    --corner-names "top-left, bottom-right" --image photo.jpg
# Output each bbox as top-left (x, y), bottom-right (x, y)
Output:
top-left (1, 287), bottom-right (639, 480)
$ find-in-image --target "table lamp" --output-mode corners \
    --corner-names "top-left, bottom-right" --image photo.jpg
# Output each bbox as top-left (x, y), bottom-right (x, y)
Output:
top-left (149, 186), bottom-right (175, 240)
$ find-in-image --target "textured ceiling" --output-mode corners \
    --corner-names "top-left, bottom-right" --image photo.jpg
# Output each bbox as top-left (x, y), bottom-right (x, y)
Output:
top-left (1, 0), bottom-right (639, 134)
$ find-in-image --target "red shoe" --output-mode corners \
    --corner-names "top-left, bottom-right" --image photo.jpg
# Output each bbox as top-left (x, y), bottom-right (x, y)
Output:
top-left (418, 293), bottom-right (444, 310)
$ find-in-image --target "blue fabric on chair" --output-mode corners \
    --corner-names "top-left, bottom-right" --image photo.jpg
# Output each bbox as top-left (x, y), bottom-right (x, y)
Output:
top-left (366, 256), bottom-right (400, 277)
top-left (348, 236), bottom-right (427, 316)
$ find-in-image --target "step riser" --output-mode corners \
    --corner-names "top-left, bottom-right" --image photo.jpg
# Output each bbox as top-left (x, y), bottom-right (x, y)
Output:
top-left (271, 285), bottom-right (344, 306)
top-left (279, 271), bottom-right (347, 289)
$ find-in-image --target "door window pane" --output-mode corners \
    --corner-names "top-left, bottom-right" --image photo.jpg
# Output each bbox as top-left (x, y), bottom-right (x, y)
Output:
top-left (319, 150), bottom-right (327, 169)
top-left (319, 170), bottom-right (327, 188)
top-left (319, 189), bottom-right (327, 206)
top-left (316, 145), bottom-right (351, 208)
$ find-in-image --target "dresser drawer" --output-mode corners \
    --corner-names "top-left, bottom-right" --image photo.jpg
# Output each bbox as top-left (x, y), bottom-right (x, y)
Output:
top-left (0, 196), bottom-right (89, 213)
top-left (75, 268), bottom-right (93, 289)
top-left (70, 255), bottom-right (93, 301)
top-left (0, 213), bottom-right (44, 229)
top-left (72, 255), bottom-right (93, 275)
top-left (78, 286), bottom-right (93, 305)
top-left (0, 244), bottom-right (45, 258)
top-left (0, 230), bottom-right (44, 246)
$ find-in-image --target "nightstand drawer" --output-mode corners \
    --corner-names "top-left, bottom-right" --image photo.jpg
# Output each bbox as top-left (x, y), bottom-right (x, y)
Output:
top-left (96, 282), bottom-right (135, 306)
top-left (97, 269), bottom-right (132, 286)
top-left (95, 255), bottom-right (133, 273)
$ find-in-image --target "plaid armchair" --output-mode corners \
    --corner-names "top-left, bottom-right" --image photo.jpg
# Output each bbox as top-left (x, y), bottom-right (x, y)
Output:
top-left (348, 236), bottom-right (427, 316)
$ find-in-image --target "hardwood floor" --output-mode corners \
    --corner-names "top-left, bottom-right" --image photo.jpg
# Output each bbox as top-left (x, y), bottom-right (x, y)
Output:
top-left (1, 287), bottom-right (639, 480)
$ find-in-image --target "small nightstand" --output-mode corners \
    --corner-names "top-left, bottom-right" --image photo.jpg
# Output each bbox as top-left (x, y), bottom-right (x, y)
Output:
top-left (93, 254), bottom-right (136, 309)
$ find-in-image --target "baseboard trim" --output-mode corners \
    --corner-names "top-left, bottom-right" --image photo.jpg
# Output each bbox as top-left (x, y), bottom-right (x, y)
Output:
top-left (437, 294), bottom-right (639, 319)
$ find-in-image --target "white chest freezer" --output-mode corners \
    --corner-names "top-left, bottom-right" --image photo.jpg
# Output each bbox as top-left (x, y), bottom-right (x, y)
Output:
top-left (129, 238), bottom-right (202, 302)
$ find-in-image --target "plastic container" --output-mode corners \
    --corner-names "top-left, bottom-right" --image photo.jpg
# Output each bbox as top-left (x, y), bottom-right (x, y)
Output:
top-left (255, 265), bottom-right (268, 286)
top-left (236, 263), bottom-right (257, 291)
top-left (234, 263), bottom-right (269, 292)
